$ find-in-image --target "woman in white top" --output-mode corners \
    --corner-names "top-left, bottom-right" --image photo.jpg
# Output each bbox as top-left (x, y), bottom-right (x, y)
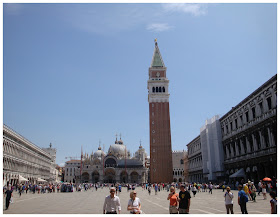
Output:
top-left (224, 186), bottom-right (234, 214)
top-left (127, 191), bottom-right (142, 214)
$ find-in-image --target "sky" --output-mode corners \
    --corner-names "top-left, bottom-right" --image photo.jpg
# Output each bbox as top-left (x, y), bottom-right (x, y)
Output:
top-left (3, 3), bottom-right (277, 166)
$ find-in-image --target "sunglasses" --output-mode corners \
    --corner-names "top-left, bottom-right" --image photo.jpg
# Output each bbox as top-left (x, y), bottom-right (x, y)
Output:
top-left (110, 191), bottom-right (115, 193)
top-left (133, 193), bottom-right (137, 194)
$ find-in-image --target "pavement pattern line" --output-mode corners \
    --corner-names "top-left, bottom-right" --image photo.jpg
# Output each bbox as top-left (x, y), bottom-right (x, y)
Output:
top-left (191, 209), bottom-right (213, 214)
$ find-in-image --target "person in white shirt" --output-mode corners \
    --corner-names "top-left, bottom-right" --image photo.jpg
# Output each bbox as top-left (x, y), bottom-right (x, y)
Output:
top-left (127, 190), bottom-right (142, 214)
top-left (103, 187), bottom-right (121, 214)
top-left (224, 186), bottom-right (234, 214)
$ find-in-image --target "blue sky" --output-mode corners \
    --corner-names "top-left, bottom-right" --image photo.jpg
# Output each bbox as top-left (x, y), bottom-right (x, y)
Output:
top-left (3, 3), bottom-right (277, 166)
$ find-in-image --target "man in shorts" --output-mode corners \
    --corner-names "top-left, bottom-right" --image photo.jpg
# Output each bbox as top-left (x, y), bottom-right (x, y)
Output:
top-left (178, 184), bottom-right (191, 214)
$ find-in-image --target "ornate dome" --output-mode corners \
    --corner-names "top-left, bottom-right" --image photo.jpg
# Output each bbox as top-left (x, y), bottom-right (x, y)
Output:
top-left (108, 143), bottom-right (127, 158)
top-left (93, 146), bottom-right (105, 158)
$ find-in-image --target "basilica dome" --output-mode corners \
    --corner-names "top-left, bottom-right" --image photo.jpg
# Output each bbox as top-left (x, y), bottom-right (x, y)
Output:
top-left (108, 142), bottom-right (127, 158)
top-left (93, 146), bottom-right (105, 158)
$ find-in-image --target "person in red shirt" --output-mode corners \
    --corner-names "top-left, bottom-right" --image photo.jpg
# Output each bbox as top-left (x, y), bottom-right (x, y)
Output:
top-left (167, 186), bottom-right (179, 214)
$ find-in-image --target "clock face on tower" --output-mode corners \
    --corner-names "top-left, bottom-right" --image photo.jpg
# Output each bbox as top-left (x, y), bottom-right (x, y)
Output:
top-left (156, 72), bottom-right (160, 77)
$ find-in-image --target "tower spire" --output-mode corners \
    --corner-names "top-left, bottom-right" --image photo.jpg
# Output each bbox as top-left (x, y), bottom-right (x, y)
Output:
top-left (151, 39), bottom-right (165, 67)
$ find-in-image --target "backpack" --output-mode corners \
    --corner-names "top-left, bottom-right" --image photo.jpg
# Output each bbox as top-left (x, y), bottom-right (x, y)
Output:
top-left (240, 191), bottom-right (248, 203)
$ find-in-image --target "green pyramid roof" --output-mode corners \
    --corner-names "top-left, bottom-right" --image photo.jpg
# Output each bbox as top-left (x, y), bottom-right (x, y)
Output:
top-left (151, 42), bottom-right (165, 67)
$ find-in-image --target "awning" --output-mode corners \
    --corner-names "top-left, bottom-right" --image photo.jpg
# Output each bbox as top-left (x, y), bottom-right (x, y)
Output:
top-left (19, 175), bottom-right (28, 182)
top-left (38, 178), bottom-right (47, 182)
top-left (229, 168), bottom-right (245, 178)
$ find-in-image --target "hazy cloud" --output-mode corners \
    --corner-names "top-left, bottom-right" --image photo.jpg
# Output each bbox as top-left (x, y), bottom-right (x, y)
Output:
top-left (162, 3), bottom-right (207, 16)
top-left (146, 23), bottom-right (173, 32)
top-left (4, 3), bottom-right (23, 15)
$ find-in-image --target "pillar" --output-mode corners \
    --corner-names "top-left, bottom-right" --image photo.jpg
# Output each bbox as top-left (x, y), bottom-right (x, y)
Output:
top-left (267, 127), bottom-right (273, 147)
top-left (230, 144), bottom-right (234, 158)
top-left (245, 136), bottom-right (251, 153)
top-left (235, 142), bottom-right (240, 156)
top-left (252, 134), bottom-right (258, 151)
top-left (240, 139), bottom-right (245, 155)
top-left (259, 131), bottom-right (265, 149)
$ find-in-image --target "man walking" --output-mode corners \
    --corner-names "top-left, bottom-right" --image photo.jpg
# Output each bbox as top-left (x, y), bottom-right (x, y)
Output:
top-left (103, 187), bottom-right (121, 214)
top-left (178, 184), bottom-right (191, 214)
top-left (238, 185), bottom-right (248, 214)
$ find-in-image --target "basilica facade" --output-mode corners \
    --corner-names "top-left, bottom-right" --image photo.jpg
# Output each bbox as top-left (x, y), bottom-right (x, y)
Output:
top-left (65, 137), bottom-right (149, 184)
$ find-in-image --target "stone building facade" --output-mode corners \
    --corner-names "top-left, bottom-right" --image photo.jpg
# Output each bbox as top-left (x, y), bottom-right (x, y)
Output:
top-left (172, 151), bottom-right (187, 182)
top-left (148, 40), bottom-right (173, 183)
top-left (3, 125), bottom-right (53, 185)
top-left (70, 138), bottom-right (149, 184)
top-left (220, 75), bottom-right (277, 182)
top-left (187, 136), bottom-right (203, 183)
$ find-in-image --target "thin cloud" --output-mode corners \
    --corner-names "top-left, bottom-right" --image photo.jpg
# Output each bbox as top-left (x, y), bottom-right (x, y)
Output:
top-left (162, 3), bottom-right (208, 16)
top-left (4, 3), bottom-right (24, 15)
top-left (146, 23), bottom-right (173, 32)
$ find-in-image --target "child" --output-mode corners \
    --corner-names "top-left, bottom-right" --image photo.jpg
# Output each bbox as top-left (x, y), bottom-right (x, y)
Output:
top-left (270, 191), bottom-right (277, 214)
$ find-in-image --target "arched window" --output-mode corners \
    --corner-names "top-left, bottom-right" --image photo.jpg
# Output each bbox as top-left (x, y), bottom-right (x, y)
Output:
top-left (163, 87), bottom-right (165, 92)
top-left (156, 87), bottom-right (158, 92)
top-left (152, 87), bottom-right (155, 93)
top-left (159, 87), bottom-right (162, 92)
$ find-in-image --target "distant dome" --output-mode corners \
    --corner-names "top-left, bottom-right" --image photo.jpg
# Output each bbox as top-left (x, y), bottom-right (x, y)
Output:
top-left (94, 146), bottom-right (105, 158)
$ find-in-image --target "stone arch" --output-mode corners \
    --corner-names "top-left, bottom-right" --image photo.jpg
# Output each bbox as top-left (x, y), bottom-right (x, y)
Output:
top-left (179, 178), bottom-right (182, 182)
top-left (104, 168), bottom-right (116, 183)
top-left (130, 171), bottom-right (139, 183)
top-left (82, 172), bottom-right (90, 183)
top-left (120, 171), bottom-right (128, 183)
top-left (173, 178), bottom-right (177, 182)
top-left (105, 158), bottom-right (117, 168)
top-left (92, 170), bottom-right (100, 183)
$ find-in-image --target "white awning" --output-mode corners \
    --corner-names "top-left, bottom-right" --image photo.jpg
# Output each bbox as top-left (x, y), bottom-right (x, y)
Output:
top-left (229, 168), bottom-right (245, 178)
top-left (19, 175), bottom-right (28, 182)
top-left (38, 178), bottom-right (47, 182)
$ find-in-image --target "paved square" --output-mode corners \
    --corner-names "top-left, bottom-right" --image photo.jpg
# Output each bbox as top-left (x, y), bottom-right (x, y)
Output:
top-left (3, 187), bottom-right (271, 214)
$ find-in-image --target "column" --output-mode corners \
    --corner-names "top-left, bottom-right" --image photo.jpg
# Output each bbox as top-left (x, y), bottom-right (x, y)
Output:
top-left (240, 139), bottom-right (245, 155)
top-left (245, 136), bottom-right (251, 153)
top-left (230, 144), bottom-right (234, 158)
top-left (252, 134), bottom-right (258, 151)
top-left (267, 127), bottom-right (273, 147)
top-left (235, 142), bottom-right (240, 156)
top-left (259, 131), bottom-right (265, 149)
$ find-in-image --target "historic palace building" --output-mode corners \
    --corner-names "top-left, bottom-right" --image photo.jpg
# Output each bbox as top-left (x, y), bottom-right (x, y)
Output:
top-left (3, 125), bottom-right (56, 185)
top-left (172, 150), bottom-right (187, 183)
top-left (68, 137), bottom-right (148, 184)
top-left (186, 74), bottom-right (277, 183)
top-left (147, 40), bottom-right (173, 183)
top-left (220, 75), bottom-right (277, 182)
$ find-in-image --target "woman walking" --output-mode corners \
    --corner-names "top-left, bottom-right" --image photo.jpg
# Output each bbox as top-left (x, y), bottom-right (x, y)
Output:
top-left (127, 190), bottom-right (142, 214)
top-left (224, 186), bottom-right (234, 214)
top-left (167, 186), bottom-right (179, 214)
top-left (262, 183), bottom-right (267, 200)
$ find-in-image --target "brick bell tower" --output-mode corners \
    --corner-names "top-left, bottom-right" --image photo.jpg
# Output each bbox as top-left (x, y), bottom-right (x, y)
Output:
top-left (148, 39), bottom-right (173, 183)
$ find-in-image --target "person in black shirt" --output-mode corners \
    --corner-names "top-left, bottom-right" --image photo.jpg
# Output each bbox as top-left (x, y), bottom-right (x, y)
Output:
top-left (178, 184), bottom-right (191, 214)
top-left (5, 187), bottom-right (13, 210)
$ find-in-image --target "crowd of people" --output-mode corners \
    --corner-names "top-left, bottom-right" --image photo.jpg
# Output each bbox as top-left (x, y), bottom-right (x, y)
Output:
top-left (3, 178), bottom-right (277, 214)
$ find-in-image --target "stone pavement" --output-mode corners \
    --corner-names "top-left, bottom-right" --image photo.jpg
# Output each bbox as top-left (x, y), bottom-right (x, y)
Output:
top-left (3, 187), bottom-right (271, 214)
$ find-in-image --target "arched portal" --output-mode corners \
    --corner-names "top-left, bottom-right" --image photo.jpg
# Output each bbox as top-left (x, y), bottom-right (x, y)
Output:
top-left (105, 158), bottom-right (117, 168)
top-left (104, 168), bottom-right (116, 183)
top-left (120, 171), bottom-right (128, 183)
top-left (82, 172), bottom-right (89, 183)
top-left (130, 171), bottom-right (139, 183)
top-left (92, 171), bottom-right (100, 183)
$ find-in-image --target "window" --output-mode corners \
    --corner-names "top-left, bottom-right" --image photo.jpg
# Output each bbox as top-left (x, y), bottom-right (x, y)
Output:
top-left (267, 97), bottom-right (272, 110)
top-left (152, 87), bottom-right (155, 93)
top-left (258, 102), bottom-right (263, 114)
top-left (239, 115), bottom-right (243, 125)
top-left (159, 87), bottom-right (162, 92)
top-left (163, 87), bottom-right (165, 92)
top-left (156, 87), bottom-right (158, 92)
top-left (230, 122), bottom-right (233, 131)
top-left (252, 107), bottom-right (256, 119)
top-left (245, 111), bottom-right (249, 122)
top-left (235, 119), bottom-right (238, 129)
top-left (180, 159), bottom-right (184, 164)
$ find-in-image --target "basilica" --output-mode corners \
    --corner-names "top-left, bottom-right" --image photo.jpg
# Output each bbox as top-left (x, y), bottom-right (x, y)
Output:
top-left (64, 137), bottom-right (149, 184)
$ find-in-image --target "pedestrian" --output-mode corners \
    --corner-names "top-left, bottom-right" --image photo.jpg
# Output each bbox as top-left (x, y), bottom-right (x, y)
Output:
top-left (267, 182), bottom-right (272, 194)
top-left (244, 184), bottom-right (251, 201)
top-left (178, 184), bottom-right (191, 214)
top-left (238, 185), bottom-right (248, 214)
top-left (148, 185), bottom-right (151, 195)
top-left (19, 184), bottom-right (23, 197)
top-left (5, 185), bottom-right (13, 210)
top-left (103, 187), bottom-right (121, 214)
top-left (258, 180), bottom-right (262, 196)
top-left (119, 185), bottom-right (122, 194)
top-left (209, 182), bottom-right (213, 194)
top-left (155, 184), bottom-right (158, 195)
top-left (191, 185), bottom-right (197, 197)
top-left (224, 186), bottom-right (234, 214)
top-left (262, 183), bottom-right (267, 200)
top-left (250, 183), bottom-right (257, 202)
top-left (25, 185), bottom-right (29, 194)
top-left (269, 191), bottom-right (277, 214)
top-left (167, 186), bottom-right (179, 214)
top-left (127, 190), bottom-right (142, 214)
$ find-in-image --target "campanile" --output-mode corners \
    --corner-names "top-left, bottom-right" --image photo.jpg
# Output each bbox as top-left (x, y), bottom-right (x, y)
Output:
top-left (148, 39), bottom-right (173, 183)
